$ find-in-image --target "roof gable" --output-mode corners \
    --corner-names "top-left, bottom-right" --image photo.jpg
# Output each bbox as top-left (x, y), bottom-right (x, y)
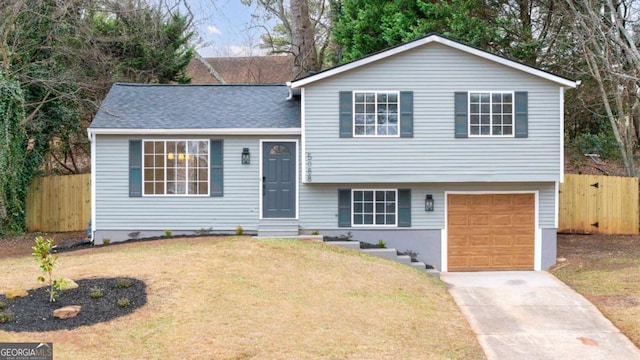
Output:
top-left (290, 34), bottom-right (576, 89)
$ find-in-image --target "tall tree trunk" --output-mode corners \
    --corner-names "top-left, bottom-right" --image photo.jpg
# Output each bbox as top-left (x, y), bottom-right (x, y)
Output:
top-left (290, 0), bottom-right (318, 79)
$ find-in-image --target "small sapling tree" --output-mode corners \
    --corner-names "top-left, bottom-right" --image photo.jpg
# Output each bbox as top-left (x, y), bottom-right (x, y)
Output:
top-left (32, 236), bottom-right (66, 302)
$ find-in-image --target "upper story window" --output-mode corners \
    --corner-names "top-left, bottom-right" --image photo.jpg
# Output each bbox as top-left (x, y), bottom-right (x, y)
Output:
top-left (469, 92), bottom-right (514, 137)
top-left (143, 140), bottom-right (209, 196)
top-left (353, 91), bottom-right (399, 136)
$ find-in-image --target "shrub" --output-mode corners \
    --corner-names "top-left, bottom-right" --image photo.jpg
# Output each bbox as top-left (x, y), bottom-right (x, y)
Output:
top-left (377, 239), bottom-right (386, 248)
top-left (0, 310), bottom-right (15, 323)
top-left (117, 297), bottom-right (130, 308)
top-left (164, 229), bottom-right (172, 237)
top-left (0, 300), bottom-right (6, 310)
top-left (116, 278), bottom-right (132, 289)
top-left (32, 236), bottom-right (66, 302)
top-left (102, 238), bottom-right (111, 245)
top-left (236, 225), bottom-right (244, 235)
top-left (402, 249), bottom-right (419, 262)
top-left (570, 132), bottom-right (619, 160)
top-left (194, 227), bottom-right (213, 236)
top-left (90, 287), bottom-right (104, 299)
top-left (311, 230), bottom-right (320, 235)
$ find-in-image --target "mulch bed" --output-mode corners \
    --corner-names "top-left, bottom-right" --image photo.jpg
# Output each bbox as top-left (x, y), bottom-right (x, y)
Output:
top-left (0, 277), bottom-right (146, 332)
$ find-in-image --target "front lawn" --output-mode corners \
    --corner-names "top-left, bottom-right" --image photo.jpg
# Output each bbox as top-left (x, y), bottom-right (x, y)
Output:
top-left (0, 236), bottom-right (484, 359)
top-left (552, 234), bottom-right (640, 347)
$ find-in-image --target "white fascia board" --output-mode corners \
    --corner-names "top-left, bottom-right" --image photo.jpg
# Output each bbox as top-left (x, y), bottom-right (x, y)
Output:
top-left (87, 128), bottom-right (302, 136)
top-left (291, 35), bottom-right (577, 89)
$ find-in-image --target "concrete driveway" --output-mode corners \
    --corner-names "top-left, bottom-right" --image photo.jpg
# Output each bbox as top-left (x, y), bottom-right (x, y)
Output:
top-left (440, 271), bottom-right (640, 360)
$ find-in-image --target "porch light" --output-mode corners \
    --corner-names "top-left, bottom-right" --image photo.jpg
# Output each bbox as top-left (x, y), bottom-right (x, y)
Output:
top-left (242, 148), bottom-right (250, 165)
top-left (167, 152), bottom-right (174, 160)
top-left (425, 194), bottom-right (434, 212)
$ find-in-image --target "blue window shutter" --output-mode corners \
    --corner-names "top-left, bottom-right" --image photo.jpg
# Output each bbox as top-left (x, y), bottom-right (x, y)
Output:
top-left (129, 140), bottom-right (142, 197)
top-left (339, 91), bottom-right (353, 138)
top-left (514, 91), bottom-right (528, 138)
top-left (338, 189), bottom-right (351, 227)
top-left (210, 140), bottom-right (223, 197)
top-left (454, 92), bottom-right (468, 138)
top-left (398, 189), bottom-right (411, 227)
top-left (400, 91), bottom-right (413, 138)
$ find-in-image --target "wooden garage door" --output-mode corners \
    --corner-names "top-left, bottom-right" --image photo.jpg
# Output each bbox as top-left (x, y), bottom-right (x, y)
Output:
top-left (448, 194), bottom-right (534, 271)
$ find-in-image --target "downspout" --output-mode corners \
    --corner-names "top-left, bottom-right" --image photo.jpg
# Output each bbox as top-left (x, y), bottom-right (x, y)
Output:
top-left (87, 128), bottom-right (96, 243)
top-left (286, 81), bottom-right (293, 100)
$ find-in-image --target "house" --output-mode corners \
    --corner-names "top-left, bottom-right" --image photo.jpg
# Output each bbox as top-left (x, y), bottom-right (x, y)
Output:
top-left (186, 55), bottom-right (295, 84)
top-left (88, 34), bottom-right (576, 272)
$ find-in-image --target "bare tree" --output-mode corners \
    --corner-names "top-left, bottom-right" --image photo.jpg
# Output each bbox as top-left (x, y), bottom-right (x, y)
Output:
top-left (563, 0), bottom-right (640, 176)
top-left (242, 0), bottom-right (330, 79)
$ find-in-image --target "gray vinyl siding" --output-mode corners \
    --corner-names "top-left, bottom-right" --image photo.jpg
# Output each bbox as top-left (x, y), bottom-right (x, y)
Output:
top-left (94, 134), bottom-right (298, 232)
top-left (302, 43), bottom-right (562, 183)
top-left (298, 182), bottom-right (556, 230)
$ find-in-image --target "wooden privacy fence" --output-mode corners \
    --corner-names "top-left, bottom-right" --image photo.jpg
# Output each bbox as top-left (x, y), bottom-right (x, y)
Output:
top-left (559, 174), bottom-right (639, 234)
top-left (26, 173), bottom-right (91, 232)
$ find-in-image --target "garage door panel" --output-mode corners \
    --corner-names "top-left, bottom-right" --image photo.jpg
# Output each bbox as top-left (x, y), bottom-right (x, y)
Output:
top-left (448, 193), bottom-right (535, 271)
top-left (514, 235), bottom-right (534, 246)
top-left (449, 196), bottom-right (472, 206)
top-left (493, 235), bottom-right (514, 246)
top-left (469, 236), bottom-right (492, 246)
top-left (490, 214), bottom-right (513, 226)
top-left (469, 256), bottom-right (491, 268)
top-left (514, 256), bottom-right (534, 267)
top-left (469, 214), bottom-right (489, 226)
top-left (514, 214), bottom-right (534, 224)
top-left (468, 196), bottom-right (491, 205)
top-left (448, 215), bottom-right (469, 227)
top-left (487, 194), bottom-right (513, 207)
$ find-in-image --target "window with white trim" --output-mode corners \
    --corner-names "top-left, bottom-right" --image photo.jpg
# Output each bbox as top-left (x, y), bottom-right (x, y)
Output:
top-left (354, 91), bottom-right (399, 136)
top-left (469, 92), bottom-right (513, 136)
top-left (143, 140), bottom-right (209, 196)
top-left (352, 189), bottom-right (397, 226)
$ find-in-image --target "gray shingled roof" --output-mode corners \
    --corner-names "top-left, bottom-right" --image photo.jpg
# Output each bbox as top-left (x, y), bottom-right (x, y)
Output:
top-left (90, 83), bottom-right (300, 129)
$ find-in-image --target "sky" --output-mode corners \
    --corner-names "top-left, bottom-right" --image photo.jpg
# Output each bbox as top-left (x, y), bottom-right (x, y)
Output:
top-left (183, 0), bottom-right (274, 57)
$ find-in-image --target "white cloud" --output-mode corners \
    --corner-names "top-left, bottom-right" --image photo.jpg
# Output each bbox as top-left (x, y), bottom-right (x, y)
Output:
top-left (206, 25), bottom-right (221, 35)
top-left (225, 45), bottom-right (269, 57)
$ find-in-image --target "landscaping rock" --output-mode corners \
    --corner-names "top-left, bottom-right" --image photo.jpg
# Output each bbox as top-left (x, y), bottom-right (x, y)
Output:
top-left (53, 305), bottom-right (81, 319)
top-left (5, 289), bottom-right (28, 299)
top-left (60, 279), bottom-right (79, 290)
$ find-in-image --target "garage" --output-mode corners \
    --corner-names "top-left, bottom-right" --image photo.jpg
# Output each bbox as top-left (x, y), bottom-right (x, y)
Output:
top-left (447, 193), bottom-right (535, 271)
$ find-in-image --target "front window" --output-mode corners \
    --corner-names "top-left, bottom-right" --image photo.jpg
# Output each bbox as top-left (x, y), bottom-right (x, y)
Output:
top-left (469, 92), bottom-right (513, 136)
top-left (143, 140), bottom-right (209, 196)
top-left (352, 189), bottom-right (397, 226)
top-left (354, 91), bottom-right (399, 136)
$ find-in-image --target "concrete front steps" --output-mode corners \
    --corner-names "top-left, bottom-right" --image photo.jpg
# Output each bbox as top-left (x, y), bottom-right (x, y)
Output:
top-left (257, 219), bottom-right (299, 237)
top-left (326, 241), bottom-right (438, 276)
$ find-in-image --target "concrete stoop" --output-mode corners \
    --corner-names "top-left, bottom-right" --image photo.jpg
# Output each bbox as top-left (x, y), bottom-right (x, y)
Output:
top-left (257, 219), bottom-right (299, 237)
top-left (326, 241), bottom-right (437, 276)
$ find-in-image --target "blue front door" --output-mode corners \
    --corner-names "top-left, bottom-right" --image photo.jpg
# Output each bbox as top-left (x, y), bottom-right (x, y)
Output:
top-left (262, 142), bottom-right (296, 218)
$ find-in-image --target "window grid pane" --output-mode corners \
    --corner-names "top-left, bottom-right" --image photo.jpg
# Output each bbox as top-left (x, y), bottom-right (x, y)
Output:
top-left (142, 140), bottom-right (210, 196)
top-left (354, 92), bottom-right (398, 136)
top-left (352, 190), bottom-right (397, 226)
top-left (469, 92), bottom-right (514, 136)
